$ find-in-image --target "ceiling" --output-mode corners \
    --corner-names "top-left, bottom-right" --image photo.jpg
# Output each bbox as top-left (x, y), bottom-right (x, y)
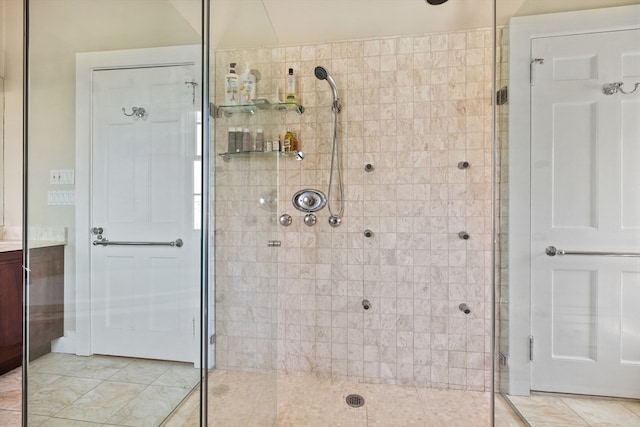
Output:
top-left (185, 0), bottom-right (638, 49)
top-left (22, 0), bottom-right (640, 53)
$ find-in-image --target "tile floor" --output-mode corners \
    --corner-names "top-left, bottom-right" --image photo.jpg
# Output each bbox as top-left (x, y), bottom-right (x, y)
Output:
top-left (506, 392), bottom-right (640, 427)
top-left (4, 356), bottom-right (637, 426)
top-left (164, 369), bottom-right (526, 427)
top-left (0, 353), bottom-right (200, 427)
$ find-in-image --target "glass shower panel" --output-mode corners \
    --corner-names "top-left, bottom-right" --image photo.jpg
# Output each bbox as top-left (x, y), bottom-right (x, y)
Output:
top-left (25, 1), bottom-right (205, 425)
top-left (210, 48), bottom-right (282, 425)
top-left (496, 1), bottom-right (640, 426)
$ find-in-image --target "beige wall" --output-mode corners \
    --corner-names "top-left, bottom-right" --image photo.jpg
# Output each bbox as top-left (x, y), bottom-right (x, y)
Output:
top-left (2, 0), bottom-right (23, 229)
top-left (25, 0), bottom-right (198, 335)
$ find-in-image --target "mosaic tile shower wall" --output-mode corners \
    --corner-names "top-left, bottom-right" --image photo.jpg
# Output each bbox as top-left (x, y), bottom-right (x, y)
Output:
top-left (213, 27), bottom-right (494, 391)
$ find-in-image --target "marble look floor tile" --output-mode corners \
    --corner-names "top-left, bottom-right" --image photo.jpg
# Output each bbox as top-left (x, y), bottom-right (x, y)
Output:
top-left (495, 395), bottom-right (527, 427)
top-left (0, 409), bottom-right (21, 427)
top-left (54, 381), bottom-right (146, 424)
top-left (507, 395), bottom-right (588, 426)
top-left (0, 387), bottom-right (21, 411)
top-left (0, 368), bottom-right (21, 392)
top-left (41, 418), bottom-right (104, 426)
top-left (28, 376), bottom-right (102, 417)
top-left (28, 414), bottom-right (51, 426)
top-left (621, 400), bottom-right (640, 417)
top-left (0, 369), bottom-right (22, 412)
top-left (151, 364), bottom-right (201, 390)
top-left (159, 386), bottom-right (200, 427)
top-left (107, 360), bottom-right (173, 385)
top-left (29, 353), bottom-right (91, 376)
top-left (106, 385), bottom-right (190, 427)
top-left (561, 396), bottom-right (640, 427)
top-left (28, 372), bottom-right (62, 389)
top-left (64, 356), bottom-right (133, 381)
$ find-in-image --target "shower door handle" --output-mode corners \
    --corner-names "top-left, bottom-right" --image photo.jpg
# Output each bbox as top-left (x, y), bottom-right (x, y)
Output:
top-left (545, 246), bottom-right (640, 257)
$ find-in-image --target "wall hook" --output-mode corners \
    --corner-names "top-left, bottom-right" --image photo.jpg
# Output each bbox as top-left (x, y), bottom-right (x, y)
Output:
top-left (602, 82), bottom-right (640, 96)
top-left (122, 106), bottom-right (147, 119)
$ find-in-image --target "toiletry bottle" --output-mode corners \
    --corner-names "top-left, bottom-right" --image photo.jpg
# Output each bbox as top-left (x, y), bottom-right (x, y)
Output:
top-left (227, 127), bottom-right (235, 153)
top-left (283, 128), bottom-right (295, 152)
top-left (234, 127), bottom-right (242, 152)
top-left (285, 68), bottom-right (297, 102)
top-left (239, 65), bottom-right (256, 104)
top-left (255, 129), bottom-right (265, 152)
top-left (242, 128), bottom-right (251, 152)
top-left (224, 63), bottom-right (239, 105)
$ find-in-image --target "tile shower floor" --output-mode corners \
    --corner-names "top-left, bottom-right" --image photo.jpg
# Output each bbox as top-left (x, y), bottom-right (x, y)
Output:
top-left (164, 370), bottom-right (526, 427)
top-left (3, 355), bottom-right (635, 426)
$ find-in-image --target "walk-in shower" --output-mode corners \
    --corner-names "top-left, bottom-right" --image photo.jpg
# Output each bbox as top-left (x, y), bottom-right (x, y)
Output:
top-left (314, 66), bottom-right (343, 227)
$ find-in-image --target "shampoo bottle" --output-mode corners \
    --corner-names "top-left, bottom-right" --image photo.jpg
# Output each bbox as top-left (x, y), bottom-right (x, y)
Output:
top-left (224, 63), bottom-right (239, 105)
top-left (285, 68), bottom-right (297, 102)
top-left (239, 65), bottom-right (256, 104)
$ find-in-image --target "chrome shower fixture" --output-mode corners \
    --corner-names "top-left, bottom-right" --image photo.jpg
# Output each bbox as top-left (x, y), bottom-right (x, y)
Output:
top-left (315, 65), bottom-right (345, 227)
top-left (314, 66), bottom-right (341, 112)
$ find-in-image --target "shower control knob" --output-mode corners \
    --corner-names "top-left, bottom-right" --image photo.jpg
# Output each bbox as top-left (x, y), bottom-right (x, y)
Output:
top-left (328, 216), bottom-right (342, 227)
top-left (364, 229), bottom-right (373, 238)
top-left (279, 214), bottom-right (292, 227)
top-left (304, 213), bottom-right (317, 226)
top-left (362, 299), bottom-right (371, 310)
top-left (457, 161), bottom-right (470, 170)
top-left (458, 231), bottom-right (470, 240)
top-left (364, 164), bottom-right (374, 172)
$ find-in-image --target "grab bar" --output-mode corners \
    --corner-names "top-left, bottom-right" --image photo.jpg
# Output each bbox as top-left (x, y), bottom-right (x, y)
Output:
top-left (545, 246), bottom-right (640, 257)
top-left (93, 238), bottom-right (183, 248)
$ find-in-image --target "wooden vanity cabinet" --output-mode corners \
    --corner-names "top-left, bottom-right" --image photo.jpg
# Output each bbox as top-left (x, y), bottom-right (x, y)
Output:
top-left (0, 250), bottom-right (23, 375)
top-left (0, 245), bottom-right (65, 375)
top-left (29, 245), bottom-right (65, 361)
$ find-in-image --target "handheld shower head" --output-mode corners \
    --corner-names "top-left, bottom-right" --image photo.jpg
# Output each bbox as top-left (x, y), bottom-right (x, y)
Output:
top-left (314, 66), bottom-right (328, 80)
top-left (314, 66), bottom-right (340, 112)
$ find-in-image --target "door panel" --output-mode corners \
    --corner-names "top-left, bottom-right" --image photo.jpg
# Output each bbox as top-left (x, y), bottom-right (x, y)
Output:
top-left (91, 65), bottom-right (199, 363)
top-left (531, 29), bottom-right (640, 398)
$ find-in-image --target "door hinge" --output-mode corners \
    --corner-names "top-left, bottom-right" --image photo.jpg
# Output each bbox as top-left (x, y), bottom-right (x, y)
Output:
top-left (498, 351), bottom-right (508, 367)
top-left (496, 86), bottom-right (508, 105)
top-left (530, 58), bottom-right (544, 85)
top-left (210, 334), bottom-right (216, 345)
top-left (192, 317), bottom-right (196, 337)
top-left (529, 335), bottom-right (534, 361)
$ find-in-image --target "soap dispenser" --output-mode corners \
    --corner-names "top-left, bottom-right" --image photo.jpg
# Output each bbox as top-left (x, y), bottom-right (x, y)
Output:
top-left (224, 63), bottom-right (239, 105)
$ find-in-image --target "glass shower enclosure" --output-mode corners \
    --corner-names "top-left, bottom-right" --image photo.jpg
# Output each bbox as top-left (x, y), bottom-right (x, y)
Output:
top-left (23, 1), bottom-right (213, 425)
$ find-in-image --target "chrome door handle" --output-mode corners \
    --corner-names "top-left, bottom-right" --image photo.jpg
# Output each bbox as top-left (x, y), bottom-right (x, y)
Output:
top-left (93, 238), bottom-right (183, 247)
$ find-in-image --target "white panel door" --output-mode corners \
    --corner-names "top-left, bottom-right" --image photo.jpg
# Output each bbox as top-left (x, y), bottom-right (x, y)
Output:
top-left (530, 29), bottom-right (640, 398)
top-left (91, 65), bottom-right (200, 363)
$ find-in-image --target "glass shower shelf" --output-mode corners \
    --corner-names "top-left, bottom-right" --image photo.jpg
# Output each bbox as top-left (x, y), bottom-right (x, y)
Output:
top-left (218, 151), bottom-right (299, 161)
top-left (213, 100), bottom-right (305, 117)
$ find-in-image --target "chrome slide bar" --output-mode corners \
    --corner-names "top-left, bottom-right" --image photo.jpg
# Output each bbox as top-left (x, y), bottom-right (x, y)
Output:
top-left (93, 238), bottom-right (183, 248)
top-left (545, 246), bottom-right (640, 257)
